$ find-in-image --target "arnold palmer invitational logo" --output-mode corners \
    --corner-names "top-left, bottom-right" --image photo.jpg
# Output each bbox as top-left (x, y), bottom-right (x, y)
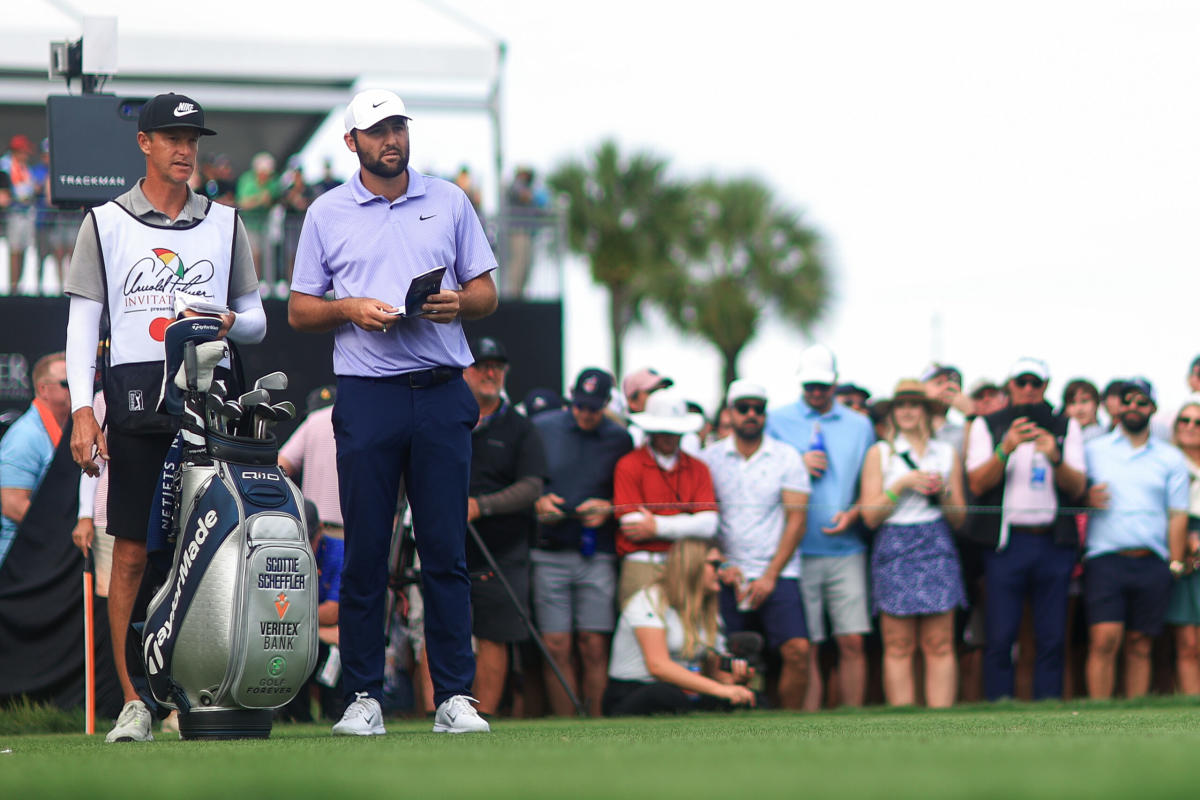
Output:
top-left (122, 247), bottom-right (216, 341)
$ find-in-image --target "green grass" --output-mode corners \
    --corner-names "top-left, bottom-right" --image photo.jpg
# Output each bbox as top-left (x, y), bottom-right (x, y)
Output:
top-left (4, 700), bottom-right (1200, 798)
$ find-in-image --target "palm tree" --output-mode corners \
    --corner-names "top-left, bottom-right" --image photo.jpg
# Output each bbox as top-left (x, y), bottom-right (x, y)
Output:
top-left (661, 176), bottom-right (829, 395)
top-left (548, 141), bottom-right (690, 379)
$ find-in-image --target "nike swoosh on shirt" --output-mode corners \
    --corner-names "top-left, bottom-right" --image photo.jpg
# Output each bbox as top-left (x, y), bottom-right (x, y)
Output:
top-left (419, 214), bottom-right (437, 221)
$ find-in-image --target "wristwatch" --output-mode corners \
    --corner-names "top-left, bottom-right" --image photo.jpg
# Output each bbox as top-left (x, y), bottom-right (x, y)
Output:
top-left (1170, 560), bottom-right (1186, 578)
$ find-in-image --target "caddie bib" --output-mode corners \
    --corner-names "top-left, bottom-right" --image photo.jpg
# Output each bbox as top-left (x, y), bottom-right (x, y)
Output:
top-left (90, 200), bottom-right (236, 433)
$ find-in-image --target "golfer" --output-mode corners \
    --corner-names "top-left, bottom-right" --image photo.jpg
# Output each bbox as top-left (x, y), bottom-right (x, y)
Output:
top-left (288, 88), bottom-right (497, 735)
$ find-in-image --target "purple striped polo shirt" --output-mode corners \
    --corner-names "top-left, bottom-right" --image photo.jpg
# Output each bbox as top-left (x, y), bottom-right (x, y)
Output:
top-left (291, 167), bottom-right (497, 376)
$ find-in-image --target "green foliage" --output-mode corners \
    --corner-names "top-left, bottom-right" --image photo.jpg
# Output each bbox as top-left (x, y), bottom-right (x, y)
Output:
top-left (549, 141), bottom-right (828, 390)
top-left (548, 140), bottom-right (691, 377)
top-left (0, 696), bottom-right (84, 735)
top-left (666, 176), bottom-right (829, 391)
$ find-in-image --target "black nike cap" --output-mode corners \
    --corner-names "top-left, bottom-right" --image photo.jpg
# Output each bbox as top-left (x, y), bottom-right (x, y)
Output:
top-left (138, 93), bottom-right (217, 136)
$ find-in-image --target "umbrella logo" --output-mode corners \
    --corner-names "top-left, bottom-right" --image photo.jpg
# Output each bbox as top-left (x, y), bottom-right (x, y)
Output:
top-left (152, 248), bottom-right (186, 279)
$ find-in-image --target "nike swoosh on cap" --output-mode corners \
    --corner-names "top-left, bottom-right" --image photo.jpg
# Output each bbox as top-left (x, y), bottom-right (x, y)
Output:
top-left (372, 101), bottom-right (387, 108)
top-left (174, 108), bottom-right (198, 117)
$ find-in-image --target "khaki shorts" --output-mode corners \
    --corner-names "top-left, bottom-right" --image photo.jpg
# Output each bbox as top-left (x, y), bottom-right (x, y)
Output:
top-left (618, 558), bottom-right (665, 611)
top-left (801, 551), bottom-right (871, 642)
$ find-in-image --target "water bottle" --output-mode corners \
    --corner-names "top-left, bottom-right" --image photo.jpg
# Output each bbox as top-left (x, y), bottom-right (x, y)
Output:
top-left (580, 526), bottom-right (597, 558)
top-left (808, 422), bottom-right (827, 480)
top-left (809, 421), bottom-right (826, 454)
top-left (1030, 452), bottom-right (1048, 490)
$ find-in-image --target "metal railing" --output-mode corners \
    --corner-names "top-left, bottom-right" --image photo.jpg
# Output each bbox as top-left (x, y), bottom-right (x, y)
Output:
top-left (0, 205), bottom-right (568, 301)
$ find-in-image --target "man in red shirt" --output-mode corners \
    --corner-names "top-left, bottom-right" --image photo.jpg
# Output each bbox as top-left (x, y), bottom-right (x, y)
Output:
top-left (613, 388), bottom-right (719, 608)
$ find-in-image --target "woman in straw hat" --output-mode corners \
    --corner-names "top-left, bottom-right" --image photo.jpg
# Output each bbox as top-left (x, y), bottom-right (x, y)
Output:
top-left (860, 379), bottom-right (967, 707)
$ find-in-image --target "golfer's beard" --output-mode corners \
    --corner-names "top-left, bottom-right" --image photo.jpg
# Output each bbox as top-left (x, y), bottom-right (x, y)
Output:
top-left (360, 149), bottom-right (409, 179)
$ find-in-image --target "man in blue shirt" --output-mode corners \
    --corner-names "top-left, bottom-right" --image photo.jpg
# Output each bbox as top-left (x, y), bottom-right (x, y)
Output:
top-left (531, 368), bottom-right (632, 716)
top-left (0, 352), bottom-right (70, 570)
top-left (289, 89), bottom-right (498, 736)
top-left (765, 344), bottom-right (875, 709)
top-left (1083, 377), bottom-right (1189, 699)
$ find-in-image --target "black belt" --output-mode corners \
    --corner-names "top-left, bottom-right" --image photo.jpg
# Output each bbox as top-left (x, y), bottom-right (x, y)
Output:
top-left (367, 367), bottom-right (462, 389)
top-left (1010, 525), bottom-right (1052, 536)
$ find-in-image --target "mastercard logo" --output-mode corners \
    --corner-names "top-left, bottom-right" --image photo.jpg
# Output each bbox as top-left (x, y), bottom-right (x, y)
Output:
top-left (149, 317), bottom-right (172, 342)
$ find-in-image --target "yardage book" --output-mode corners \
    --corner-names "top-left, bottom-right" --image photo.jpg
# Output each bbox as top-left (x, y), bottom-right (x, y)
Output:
top-left (385, 266), bottom-right (447, 318)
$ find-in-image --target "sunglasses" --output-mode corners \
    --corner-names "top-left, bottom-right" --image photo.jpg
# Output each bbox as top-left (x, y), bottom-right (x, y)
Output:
top-left (58, 380), bottom-right (70, 388)
top-left (733, 401), bottom-right (766, 416)
top-left (1125, 396), bottom-right (1153, 409)
top-left (1013, 376), bottom-right (1045, 389)
top-left (706, 559), bottom-right (724, 569)
top-left (803, 383), bottom-right (833, 393)
top-left (1177, 416), bottom-right (1200, 428)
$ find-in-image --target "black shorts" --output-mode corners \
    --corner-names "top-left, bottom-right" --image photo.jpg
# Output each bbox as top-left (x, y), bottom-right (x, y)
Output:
top-left (106, 428), bottom-right (175, 542)
top-left (1084, 553), bottom-right (1173, 635)
top-left (471, 559), bottom-right (530, 643)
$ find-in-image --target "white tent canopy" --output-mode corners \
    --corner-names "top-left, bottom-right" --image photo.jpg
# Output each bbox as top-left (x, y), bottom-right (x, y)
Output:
top-left (0, 0), bottom-right (504, 174)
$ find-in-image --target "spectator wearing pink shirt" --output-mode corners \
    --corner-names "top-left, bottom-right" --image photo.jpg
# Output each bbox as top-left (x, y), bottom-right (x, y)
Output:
top-left (965, 358), bottom-right (1088, 700)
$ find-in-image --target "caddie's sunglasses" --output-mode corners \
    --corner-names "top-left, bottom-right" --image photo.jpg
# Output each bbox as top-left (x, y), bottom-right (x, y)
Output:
top-left (1013, 376), bottom-right (1044, 389)
top-left (1177, 416), bottom-right (1200, 428)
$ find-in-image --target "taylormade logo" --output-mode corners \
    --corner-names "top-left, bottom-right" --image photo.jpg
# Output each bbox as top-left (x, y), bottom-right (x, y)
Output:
top-left (145, 508), bottom-right (220, 674)
top-left (173, 102), bottom-right (199, 117)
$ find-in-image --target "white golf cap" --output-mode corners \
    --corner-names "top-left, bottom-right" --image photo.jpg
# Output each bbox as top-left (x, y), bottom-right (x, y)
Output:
top-left (629, 388), bottom-right (705, 435)
top-left (344, 89), bottom-right (412, 133)
top-left (727, 379), bottom-right (768, 404)
top-left (1007, 357), bottom-right (1050, 383)
top-left (797, 344), bottom-right (838, 385)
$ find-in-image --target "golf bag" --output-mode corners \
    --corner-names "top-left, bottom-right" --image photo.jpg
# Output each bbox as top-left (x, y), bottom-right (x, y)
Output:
top-left (142, 328), bottom-right (316, 739)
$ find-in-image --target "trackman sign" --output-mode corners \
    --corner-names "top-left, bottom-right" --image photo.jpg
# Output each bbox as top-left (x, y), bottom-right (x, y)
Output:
top-left (143, 482), bottom-right (238, 702)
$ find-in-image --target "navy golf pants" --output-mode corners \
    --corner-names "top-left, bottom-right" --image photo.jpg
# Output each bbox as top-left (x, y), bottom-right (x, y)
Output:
top-left (333, 373), bottom-right (478, 707)
top-left (983, 530), bottom-right (1076, 701)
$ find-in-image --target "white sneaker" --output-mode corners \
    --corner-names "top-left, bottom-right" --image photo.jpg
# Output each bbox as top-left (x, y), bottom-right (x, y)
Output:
top-left (105, 700), bottom-right (154, 743)
top-left (332, 692), bottom-right (386, 736)
top-left (433, 695), bottom-right (490, 734)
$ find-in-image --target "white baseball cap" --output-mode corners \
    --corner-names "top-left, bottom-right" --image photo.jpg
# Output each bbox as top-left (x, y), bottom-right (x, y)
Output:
top-left (797, 344), bottom-right (838, 386)
top-left (1007, 357), bottom-right (1050, 383)
top-left (344, 89), bottom-right (412, 133)
top-left (629, 388), bottom-right (705, 435)
top-left (726, 379), bottom-right (768, 404)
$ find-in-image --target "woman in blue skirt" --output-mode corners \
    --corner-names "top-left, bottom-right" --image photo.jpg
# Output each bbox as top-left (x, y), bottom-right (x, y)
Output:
top-left (860, 379), bottom-right (967, 707)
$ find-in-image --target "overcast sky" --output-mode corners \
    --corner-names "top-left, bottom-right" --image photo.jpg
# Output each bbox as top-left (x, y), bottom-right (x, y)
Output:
top-left (32, 0), bottom-right (1200, 414)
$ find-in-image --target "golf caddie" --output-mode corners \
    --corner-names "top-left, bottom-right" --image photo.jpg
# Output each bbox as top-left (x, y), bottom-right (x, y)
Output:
top-left (65, 92), bottom-right (265, 742)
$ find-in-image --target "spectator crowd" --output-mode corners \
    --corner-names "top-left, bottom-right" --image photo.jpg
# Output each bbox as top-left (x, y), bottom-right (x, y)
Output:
top-left (6, 337), bottom-right (1200, 723)
top-left (250, 342), bottom-right (1200, 719)
top-left (0, 133), bottom-right (552, 299)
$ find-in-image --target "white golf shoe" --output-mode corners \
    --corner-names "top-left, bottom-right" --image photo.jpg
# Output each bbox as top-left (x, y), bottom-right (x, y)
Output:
top-left (432, 695), bottom-right (490, 734)
top-left (105, 700), bottom-right (154, 743)
top-left (332, 692), bottom-right (386, 736)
